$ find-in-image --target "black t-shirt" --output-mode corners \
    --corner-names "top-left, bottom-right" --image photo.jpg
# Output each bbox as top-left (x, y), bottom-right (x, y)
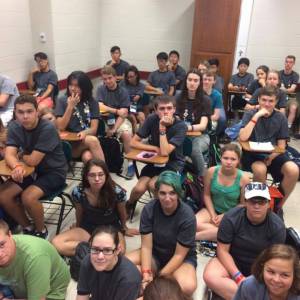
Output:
top-left (96, 84), bottom-right (130, 109)
top-left (77, 255), bottom-right (141, 300)
top-left (55, 96), bottom-right (100, 132)
top-left (249, 87), bottom-right (287, 109)
top-left (175, 93), bottom-right (211, 129)
top-left (6, 119), bottom-right (67, 177)
top-left (173, 65), bottom-right (186, 90)
top-left (140, 199), bottom-right (196, 268)
top-left (217, 206), bottom-right (286, 276)
top-left (137, 114), bottom-right (187, 171)
top-left (241, 109), bottom-right (289, 145)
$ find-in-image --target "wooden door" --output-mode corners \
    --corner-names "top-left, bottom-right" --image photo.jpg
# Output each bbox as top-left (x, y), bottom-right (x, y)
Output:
top-left (190, 0), bottom-right (241, 108)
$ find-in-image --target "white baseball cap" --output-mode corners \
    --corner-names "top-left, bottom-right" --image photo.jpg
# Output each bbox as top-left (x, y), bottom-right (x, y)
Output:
top-left (245, 182), bottom-right (271, 200)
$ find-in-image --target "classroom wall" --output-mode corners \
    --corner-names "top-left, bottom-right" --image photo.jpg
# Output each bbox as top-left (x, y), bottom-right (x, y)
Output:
top-left (1, 0), bottom-right (300, 83)
top-left (245, 0), bottom-right (300, 75)
top-left (0, 0), bottom-right (33, 82)
top-left (51, 0), bottom-right (102, 79)
top-left (98, 0), bottom-right (195, 72)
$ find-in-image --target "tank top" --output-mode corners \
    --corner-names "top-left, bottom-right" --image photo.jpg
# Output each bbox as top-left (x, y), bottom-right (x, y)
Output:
top-left (211, 166), bottom-right (243, 214)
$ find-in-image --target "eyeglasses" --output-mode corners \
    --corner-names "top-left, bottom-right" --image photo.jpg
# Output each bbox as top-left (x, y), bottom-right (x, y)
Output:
top-left (90, 247), bottom-right (116, 256)
top-left (246, 199), bottom-right (269, 206)
top-left (87, 172), bottom-right (105, 179)
top-left (245, 183), bottom-right (268, 191)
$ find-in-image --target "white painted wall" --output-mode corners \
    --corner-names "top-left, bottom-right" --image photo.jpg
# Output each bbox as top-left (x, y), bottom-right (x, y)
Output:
top-left (98, 0), bottom-right (195, 71)
top-left (0, 0), bottom-right (33, 82)
top-left (50, 0), bottom-right (102, 79)
top-left (236, 0), bottom-right (300, 75)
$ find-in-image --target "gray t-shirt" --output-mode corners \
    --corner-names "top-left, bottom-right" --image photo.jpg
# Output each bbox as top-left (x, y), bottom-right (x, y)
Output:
top-left (234, 275), bottom-right (300, 300)
top-left (96, 84), bottom-right (130, 109)
top-left (33, 70), bottom-right (58, 98)
top-left (77, 255), bottom-right (141, 300)
top-left (249, 87), bottom-right (287, 109)
top-left (137, 113), bottom-right (187, 171)
top-left (218, 206), bottom-right (286, 276)
top-left (0, 75), bottom-right (19, 125)
top-left (241, 109), bottom-right (289, 145)
top-left (173, 65), bottom-right (186, 90)
top-left (230, 72), bottom-right (254, 88)
top-left (213, 75), bottom-right (225, 93)
top-left (147, 70), bottom-right (176, 94)
top-left (279, 70), bottom-right (299, 89)
top-left (106, 59), bottom-right (130, 77)
top-left (55, 96), bottom-right (100, 132)
top-left (140, 199), bottom-right (196, 268)
top-left (119, 80), bottom-right (145, 100)
top-left (6, 119), bottom-right (67, 177)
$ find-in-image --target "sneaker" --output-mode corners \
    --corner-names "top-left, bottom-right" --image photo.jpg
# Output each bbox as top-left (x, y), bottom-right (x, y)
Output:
top-left (125, 164), bottom-right (135, 179)
top-left (293, 133), bottom-right (300, 139)
top-left (33, 227), bottom-right (48, 239)
top-left (118, 164), bottom-right (135, 180)
top-left (23, 226), bottom-right (35, 235)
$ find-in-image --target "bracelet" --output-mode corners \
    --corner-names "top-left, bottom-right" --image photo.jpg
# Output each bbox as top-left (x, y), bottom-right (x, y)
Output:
top-left (250, 119), bottom-right (256, 125)
top-left (141, 269), bottom-right (152, 275)
top-left (234, 273), bottom-right (244, 284)
top-left (233, 271), bottom-right (241, 279)
top-left (159, 131), bottom-right (166, 136)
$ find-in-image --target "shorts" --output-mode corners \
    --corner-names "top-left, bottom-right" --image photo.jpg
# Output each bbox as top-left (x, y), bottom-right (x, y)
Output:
top-left (13, 172), bottom-right (65, 197)
top-left (242, 151), bottom-right (291, 182)
top-left (140, 164), bottom-right (175, 178)
top-left (153, 253), bottom-right (197, 271)
top-left (36, 96), bottom-right (54, 109)
top-left (115, 118), bottom-right (133, 139)
top-left (80, 221), bottom-right (122, 235)
top-left (232, 95), bottom-right (247, 110)
top-left (286, 98), bottom-right (300, 118)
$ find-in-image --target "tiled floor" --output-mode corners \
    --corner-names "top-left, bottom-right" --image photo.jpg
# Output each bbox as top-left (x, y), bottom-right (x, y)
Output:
top-left (45, 137), bottom-right (300, 300)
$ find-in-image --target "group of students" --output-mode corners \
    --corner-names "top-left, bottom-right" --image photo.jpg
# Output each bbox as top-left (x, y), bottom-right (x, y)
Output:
top-left (0, 46), bottom-right (299, 300)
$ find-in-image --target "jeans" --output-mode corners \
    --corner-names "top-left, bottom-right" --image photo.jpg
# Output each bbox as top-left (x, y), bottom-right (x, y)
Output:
top-left (216, 108), bottom-right (227, 135)
top-left (191, 134), bottom-right (210, 176)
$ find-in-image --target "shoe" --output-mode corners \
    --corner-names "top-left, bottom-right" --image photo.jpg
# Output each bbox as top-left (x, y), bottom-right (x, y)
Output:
top-left (33, 227), bottom-right (48, 239)
top-left (293, 133), bottom-right (300, 139)
top-left (125, 164), bottom-right (135, 179)
top-left (23, 226), bottom-right (35, 235)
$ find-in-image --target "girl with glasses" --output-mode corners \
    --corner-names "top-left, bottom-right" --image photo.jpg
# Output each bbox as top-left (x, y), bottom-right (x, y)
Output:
top-left (76, 225), bottom-right (141, 300)
top-left (52, 159), bottom-right (138, 256)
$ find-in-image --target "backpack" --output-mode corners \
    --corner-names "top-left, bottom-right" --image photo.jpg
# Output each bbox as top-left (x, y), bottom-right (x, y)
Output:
top-left (182, 171), bottom-right (204, 213)
top-left (286, 146), bottom-right (300, 180)
top-left (70, 241), bottom-right (90, 281)
top-left (99, 137), bottom-right (123, 173)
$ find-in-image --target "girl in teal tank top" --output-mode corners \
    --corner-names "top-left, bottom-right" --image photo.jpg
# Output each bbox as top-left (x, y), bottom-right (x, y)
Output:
top-left (196, 143), bottom-right (249, 241)
top-left (211, 165), bottom-right (242, 214)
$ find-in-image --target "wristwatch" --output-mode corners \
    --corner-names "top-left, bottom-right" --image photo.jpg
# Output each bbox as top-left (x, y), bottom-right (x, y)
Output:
top-left (159, 131), bottom-right (166, 136)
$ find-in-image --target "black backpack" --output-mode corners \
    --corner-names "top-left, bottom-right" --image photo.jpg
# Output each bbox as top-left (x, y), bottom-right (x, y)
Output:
top-left (286, 146), bottom-right (300, 180)
top-left (182, 171), bottom-right (204, 213)
top-left (99, 137), bottom-right (123, 173)
top-left (70, 241), bottom-right (90, 281)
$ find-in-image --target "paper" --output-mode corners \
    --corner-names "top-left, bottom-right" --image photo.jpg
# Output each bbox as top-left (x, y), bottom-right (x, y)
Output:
top-left (249, 141), bottom-right (274, 151)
